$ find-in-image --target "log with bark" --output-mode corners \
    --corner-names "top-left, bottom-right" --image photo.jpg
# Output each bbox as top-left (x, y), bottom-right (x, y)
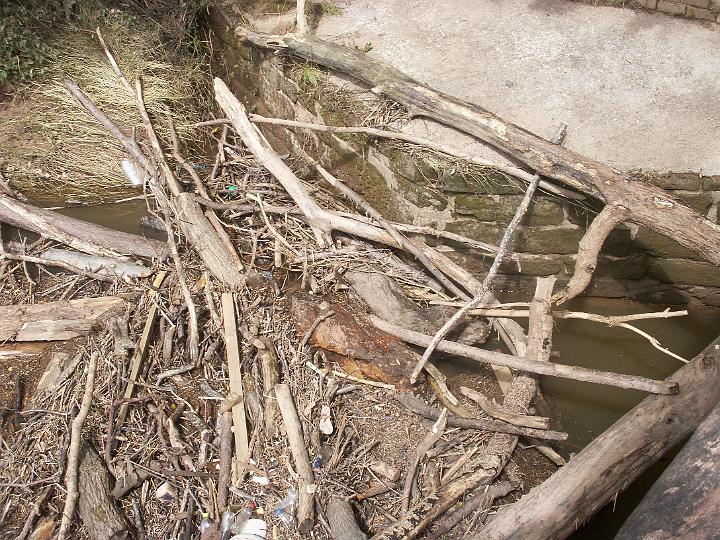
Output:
top-left (0, 296), bottom-right (126, 342)
top-left (239, 31), bottom-right (720, 268)
top-left (479, 335), bottom-right (720, 539)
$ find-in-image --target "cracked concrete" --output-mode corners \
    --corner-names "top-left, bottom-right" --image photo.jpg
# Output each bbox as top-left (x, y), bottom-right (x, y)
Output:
top-left (314, 0), bottom-right (720, 174)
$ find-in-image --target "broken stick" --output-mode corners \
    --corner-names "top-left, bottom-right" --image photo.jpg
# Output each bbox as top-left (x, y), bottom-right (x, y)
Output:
top-left (275, 383), bottom-right (316, 534)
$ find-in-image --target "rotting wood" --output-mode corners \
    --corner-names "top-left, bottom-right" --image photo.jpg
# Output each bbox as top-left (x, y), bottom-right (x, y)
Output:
top-left (373, 277), bottom-right (557, 540)
top-left (77, 445), bottom-right (132, 540)
top-left (38, 248), bottom-right (152, 278)
top-left (480, 335), bottom-right (720, 540)
top-left (371, 316), bottom-right (678, 394)
top-left (240, 31), bottom-right (720, 267)
top-left (0, 296), bottom-right (126, 342)
top-left (395, 393), bottom-right (566, 441)
top-left (257, 337), bottom-right (280, 438)
top-left (0, 193), bottom-right (167, 260)
top-left (221, 292), bottom-right (250, 481)
top-left (275, 383), bottom-right (316, 534)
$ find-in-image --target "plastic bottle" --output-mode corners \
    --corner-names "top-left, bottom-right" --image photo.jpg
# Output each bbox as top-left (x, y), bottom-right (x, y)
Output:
top-left (199, 513), bottom-right (213, 533)
top-left (273, 488), bottom-right (298, 527)
top-left (229, 518), bottom-right (267, 540)
top-left (220, 510), bottom-right (235, 540)
top-left (232, 501), bottom-right (257, 533)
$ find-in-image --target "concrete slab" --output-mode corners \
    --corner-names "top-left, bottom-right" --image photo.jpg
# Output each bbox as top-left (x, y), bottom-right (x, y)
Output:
top-left (314, 0), bottom-right (720, 174)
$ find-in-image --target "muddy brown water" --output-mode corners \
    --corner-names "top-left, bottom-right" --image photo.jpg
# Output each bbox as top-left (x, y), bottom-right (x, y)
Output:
top-left (30, 202), bottom-right (720, 537)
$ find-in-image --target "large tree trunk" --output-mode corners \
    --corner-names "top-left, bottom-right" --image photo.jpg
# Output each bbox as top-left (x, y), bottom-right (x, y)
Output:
top-left (0, 194), bottom-right (167, 260)
top-left (614, 399), bottom-right (720, 540)
top-left (239, 31), bottom-right (720, 266)
top-left (478, 335), bottom-right (720, 540)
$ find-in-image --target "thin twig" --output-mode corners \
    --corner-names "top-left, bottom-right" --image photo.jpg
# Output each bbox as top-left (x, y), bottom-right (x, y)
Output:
top-left (58, 352), bottom-right (99, 540)
top-left (413, 174), bottom-right (541, 382)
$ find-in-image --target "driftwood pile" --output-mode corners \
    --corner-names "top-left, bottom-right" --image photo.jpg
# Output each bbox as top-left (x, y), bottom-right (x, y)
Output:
top-left (1, 23), bottom-right (719, 540)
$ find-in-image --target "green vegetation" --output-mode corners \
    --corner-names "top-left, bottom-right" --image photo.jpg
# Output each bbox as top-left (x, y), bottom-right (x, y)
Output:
top-left (297, 64), bottom-right (323, 88)
top-left (0, 2), bottom-right (57, 85)
top-left (321, 2), bottom-right (342, 15)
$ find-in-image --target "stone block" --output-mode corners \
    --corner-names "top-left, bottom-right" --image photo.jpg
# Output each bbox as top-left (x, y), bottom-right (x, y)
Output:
top-left (445, 219), bottom-right (505, 244)
top-left (500, 255), bottom-right (572, 276)
top-left (671, 191), bottom-right (713, 215)
top-left (643, 172), bottom-right (700, 190)
top-left (595, 254), bottom-right (647, 280)
top-left (683, 0), bottom-right (710, 8)
top-left (635, 228), bottom-right (702, 259)
top-left (602, 227), bottom-right (635, 257)
top-left (686, 5), bottom-right (715, 19)
top-left (657, 1), bottom-right (686, 14)
top-left (702, 176), bottom-right (720, 191)
top-left (443, 172), bottom-right (524, 194)
top-left (454, 195), bottom-right (565, 225)
top-left (396, 176), bottom-right (448, 210)
top-left (638, 0), bottom-right (658, 7)
top-left (648, 258), bottom-right (720, 287)
top-left (515, 226), bottom-right (584, 255)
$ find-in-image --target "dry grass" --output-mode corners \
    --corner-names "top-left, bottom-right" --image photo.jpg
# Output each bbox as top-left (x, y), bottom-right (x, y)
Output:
top-left (0, 8), bottom-right (211, 203)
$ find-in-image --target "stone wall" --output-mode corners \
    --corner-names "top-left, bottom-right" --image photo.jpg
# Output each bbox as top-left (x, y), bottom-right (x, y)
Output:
top-left (597, 0), bottom-right (720, 22)
top-left (210, 11), bottom-right (720, 306)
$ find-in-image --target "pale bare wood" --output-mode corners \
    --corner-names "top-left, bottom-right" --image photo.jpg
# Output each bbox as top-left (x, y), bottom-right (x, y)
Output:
top-left (221, 292), bottom-right (250, 481)
top-left (249, 114), bottom-right (582, 200)
top-left (553, 205), bottom-right (630, 305)
top-left (275, 383), bottom-right (315, 533)
top-left (115, 271), bottom-right (167, 432)
top-left (0, 296), bottom-right (125, 342)
top-left (459, 386), bottom-right (549, 429)
top-left (373, 277), bottom-right (558, 540)
top-left (371, 315), bottom-right (677, 395)
top-left (241, 31), bottom-right (720, 267)
top-left (296, 0), bottom-right (308, 34)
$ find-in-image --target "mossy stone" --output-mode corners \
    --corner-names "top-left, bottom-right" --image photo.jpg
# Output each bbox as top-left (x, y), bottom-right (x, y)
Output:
top-left (516, 226), bottom-right (584, 255)
top-left (454, 195), bottom-right (564, 225)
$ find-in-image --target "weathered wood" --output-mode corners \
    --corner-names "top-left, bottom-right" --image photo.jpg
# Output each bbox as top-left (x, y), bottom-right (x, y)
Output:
top-left (77, 445), bottom-right (131, 540)
top-left (370, 316), bottom-right (678, 395)
top-left (39, 248), bottom-right (152, 278)
top-left (221, 292), bottom-right (250, 480)
top-left (0, 193), bottom-right (166, 260)
top-left (479, 335), bottom-right (720, 540)
top-left (614, 399), bottom-right (720, 540)
top-left (275, 383), bottom-right (315, 533)
top-left (0, 296), bottom-right (126, 342)
top-left (241, 31), bottom-right (720, 266)
top-left (459, 386), bottom-right (549, 429)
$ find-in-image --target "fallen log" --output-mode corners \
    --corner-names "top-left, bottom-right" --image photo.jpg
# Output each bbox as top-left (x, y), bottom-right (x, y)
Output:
top-left (370, 316), bottom-right (678, 395)
top-left (0, 296), bottom-right (126, 342)
top-left (478, 335), bottom-right (720, 540)
top-left (240, 31), bottom-right (720, 266)
top-left (0, 193), bottom-right (166, 260)
top-left (327, 497), bottom-right (367, 540)
top-left (614, 399), bottom-right (720, 540)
